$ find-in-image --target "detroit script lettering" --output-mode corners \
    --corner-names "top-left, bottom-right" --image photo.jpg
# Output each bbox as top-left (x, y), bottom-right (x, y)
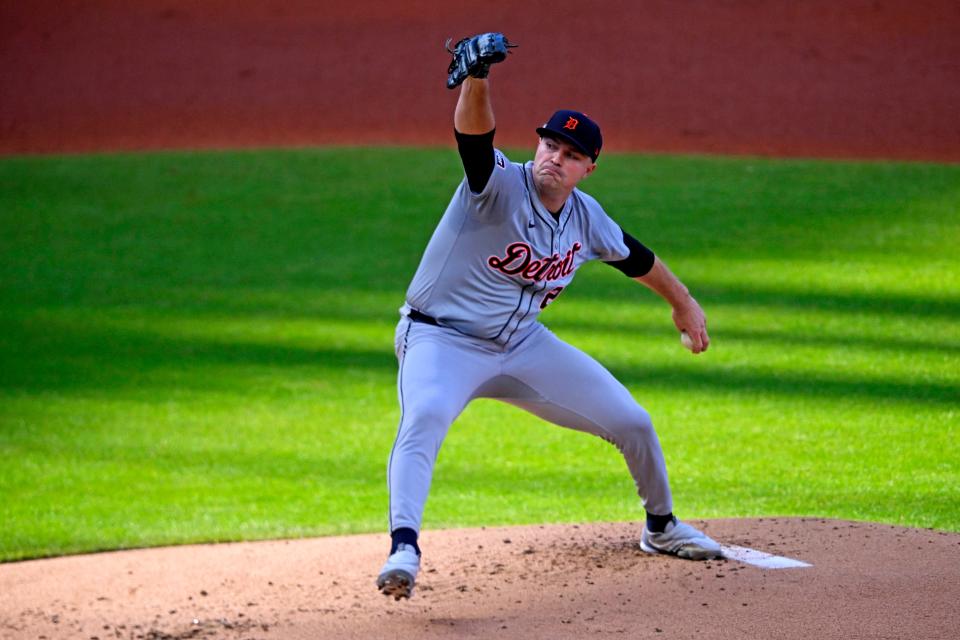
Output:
top-left (487, 241), bottom-right (583, 283)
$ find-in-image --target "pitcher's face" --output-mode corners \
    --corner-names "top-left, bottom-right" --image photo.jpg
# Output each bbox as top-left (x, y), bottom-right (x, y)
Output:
top-left (532, 135), bottom-right (596, 193)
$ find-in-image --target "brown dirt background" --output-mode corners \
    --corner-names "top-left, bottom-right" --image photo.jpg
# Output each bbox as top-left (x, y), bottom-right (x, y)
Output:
top-left (3, 519), bottom-right (960, 640)
top-left (2, 0), bottom-right (959, 160)
top-left (2, 1), bottom-right (959, 638)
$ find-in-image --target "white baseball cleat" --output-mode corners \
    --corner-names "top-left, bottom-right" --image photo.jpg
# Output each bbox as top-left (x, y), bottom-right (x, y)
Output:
top-left (376, 543), bottom-right (421, 600)
top-left (640, 518), bottom-right (723, 560)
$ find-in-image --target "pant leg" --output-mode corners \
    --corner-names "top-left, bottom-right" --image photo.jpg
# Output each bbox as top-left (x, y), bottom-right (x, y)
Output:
top-left (500, 324), bottom-right (674, 515)
top-left (387, 318), bottom-right (496, 534)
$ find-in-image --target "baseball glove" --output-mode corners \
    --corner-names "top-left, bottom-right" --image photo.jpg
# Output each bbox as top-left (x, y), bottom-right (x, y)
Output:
top-left (445, 32), bottom-right (517, 89)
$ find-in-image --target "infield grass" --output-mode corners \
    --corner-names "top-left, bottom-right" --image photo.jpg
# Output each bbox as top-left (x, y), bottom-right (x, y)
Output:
top-left (1, 148), bottom-right (958, 561)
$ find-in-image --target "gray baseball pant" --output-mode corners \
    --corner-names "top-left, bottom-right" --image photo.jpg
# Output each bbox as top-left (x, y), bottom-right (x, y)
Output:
top-left (387, 316), bottom-right (674, 534)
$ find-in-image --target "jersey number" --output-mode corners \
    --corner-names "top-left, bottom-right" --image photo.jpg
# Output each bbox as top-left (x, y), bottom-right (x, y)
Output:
top-left (540, 286), bottom-right (565, 310)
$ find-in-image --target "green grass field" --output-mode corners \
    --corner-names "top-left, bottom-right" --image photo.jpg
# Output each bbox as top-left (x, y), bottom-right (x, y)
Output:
top-left (1, 147), bottom-right (958, 562)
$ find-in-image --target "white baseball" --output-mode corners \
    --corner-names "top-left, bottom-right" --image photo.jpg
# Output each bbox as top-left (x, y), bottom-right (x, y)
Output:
top-left (680, 330), bottom-right (695, 351)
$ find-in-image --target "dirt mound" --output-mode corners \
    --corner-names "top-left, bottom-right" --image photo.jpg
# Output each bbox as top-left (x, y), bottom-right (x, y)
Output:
top-left (2, 519), bottom-right (957, 639)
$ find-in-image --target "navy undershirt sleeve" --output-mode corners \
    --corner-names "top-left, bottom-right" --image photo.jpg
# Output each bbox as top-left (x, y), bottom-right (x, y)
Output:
top-left (455, 128), bottom-right (496, 193)
top-left (605, 229), bottom-right (656, 277)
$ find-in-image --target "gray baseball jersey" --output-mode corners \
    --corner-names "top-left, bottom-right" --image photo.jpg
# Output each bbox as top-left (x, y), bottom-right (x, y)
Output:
top-left (403, 149), bottom-right (630, 345)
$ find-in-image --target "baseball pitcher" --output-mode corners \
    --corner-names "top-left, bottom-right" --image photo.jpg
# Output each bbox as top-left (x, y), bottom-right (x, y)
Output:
top-left (377, 33), bottom-right (722, 601)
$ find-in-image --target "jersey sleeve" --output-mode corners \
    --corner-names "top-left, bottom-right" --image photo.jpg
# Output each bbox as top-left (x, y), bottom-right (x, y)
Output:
top-left (451, 145), bottom-right (519, 222)
top-left (603, 229), bottom-right (656, 277)
top-left (579, 193), bottom-right (656, 277)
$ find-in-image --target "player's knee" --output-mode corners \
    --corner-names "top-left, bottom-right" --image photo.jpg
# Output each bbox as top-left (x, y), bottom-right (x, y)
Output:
top-left (609, 406), bottom-right (655, 443)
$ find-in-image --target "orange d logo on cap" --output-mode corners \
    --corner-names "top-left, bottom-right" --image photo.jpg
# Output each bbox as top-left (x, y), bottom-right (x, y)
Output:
top-left (563, 116), bottom-right (579, 130)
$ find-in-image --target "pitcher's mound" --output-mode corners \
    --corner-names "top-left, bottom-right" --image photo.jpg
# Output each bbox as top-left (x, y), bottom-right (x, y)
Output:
top-left (2, 518), bottom-right (957, 639)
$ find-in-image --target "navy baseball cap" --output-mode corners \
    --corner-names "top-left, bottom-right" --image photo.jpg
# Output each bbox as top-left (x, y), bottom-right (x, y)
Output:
top-left (536, 109), bottom-right (602, 161)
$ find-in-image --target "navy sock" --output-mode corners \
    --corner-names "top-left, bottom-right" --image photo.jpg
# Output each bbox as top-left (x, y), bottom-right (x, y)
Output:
top-left (646, 512), bottom-right (675, 533)
top-left (390, 527), bottom-right (421, 555)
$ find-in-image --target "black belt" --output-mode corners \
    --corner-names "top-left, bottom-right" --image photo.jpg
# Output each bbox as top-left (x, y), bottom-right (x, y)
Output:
top-left (408, 309), bottom-right (440, 326)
